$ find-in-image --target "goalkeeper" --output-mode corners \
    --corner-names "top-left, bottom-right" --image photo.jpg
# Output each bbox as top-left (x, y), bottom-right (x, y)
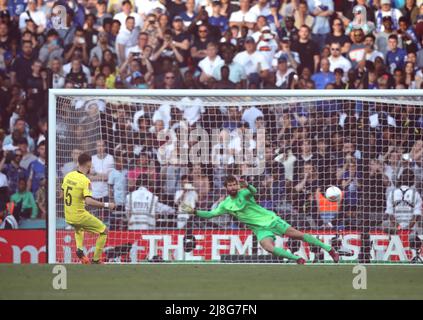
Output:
top-left (182, 175), bottom-right (339, 264)
top-left (61, 153), bottom-right (116, 264)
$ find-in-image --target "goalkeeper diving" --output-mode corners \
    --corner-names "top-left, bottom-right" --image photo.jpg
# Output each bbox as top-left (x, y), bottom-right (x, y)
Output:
top-left (61, 153), bottom-right (116, 264)
top-left (181, 175), bottom-right (339, 264)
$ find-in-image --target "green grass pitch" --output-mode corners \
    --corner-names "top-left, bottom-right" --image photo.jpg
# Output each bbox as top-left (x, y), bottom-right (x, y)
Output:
top-left (0, 264), bottom-right (422, 300)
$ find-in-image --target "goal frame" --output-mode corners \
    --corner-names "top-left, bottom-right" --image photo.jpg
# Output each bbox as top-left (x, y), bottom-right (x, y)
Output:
top-left (47, 89), bottom-right (423, 264)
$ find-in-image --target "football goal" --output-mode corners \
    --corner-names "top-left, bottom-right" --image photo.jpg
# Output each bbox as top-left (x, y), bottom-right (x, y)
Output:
top-left (48, 89), bottom-right (423, 264)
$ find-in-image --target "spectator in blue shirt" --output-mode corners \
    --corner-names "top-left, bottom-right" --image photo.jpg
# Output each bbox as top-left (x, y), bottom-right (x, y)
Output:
top-left (180, 0), bottom-right (196, 29)
top-left (0, 150), bottom-right (26, 194)
top-left (397, 16), bottom-right (421, 51)
top-left (3, 118), bottom-right (35, 152)
top-left (266, 0), bottom-right (283, 33)
top-left (386, 34), bottom-right (407, 73)
top-left (338, 158), bottom-right (362, 225)
top-left (107, 154), bottom-right (128, 229)
top-left (209, 1), bottom-right (229, 33)
top-left (27, 141), bottom-right (45, 195)
top-left (7, 0), bottom-right (26, 20)
top-left (311, 57), bottom-right (335, 89)
top-left (307, 0), bottom-right (334, 50)
top-left (108, 154), bottom-right (128, 210)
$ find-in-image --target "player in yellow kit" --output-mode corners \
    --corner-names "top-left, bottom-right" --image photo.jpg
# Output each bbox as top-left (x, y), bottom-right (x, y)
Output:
top-left (62, 153), bottom-right (115, 264)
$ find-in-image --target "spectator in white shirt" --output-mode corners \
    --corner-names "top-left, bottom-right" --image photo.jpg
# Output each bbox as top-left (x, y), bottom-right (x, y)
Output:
top-left (233, 36), bottom-right (270, 84)
top-left (19, 0), bottom-right (46, 33)
top-left (90, 31), bottom-right (116, 63)
top-left (174, 175), bottom-right (199, 229)
top-left (62, 57), bottom-right (92, 85)
top-left (3, 119), bottom-right (35, 153)
top-left (198, 42), bottom-right (224, 86)
top-left (364, 33), bottom-right (384, 62)
top-left (249, 0), bottom-right (271, 17)
top-left (126, 32), bottom-right (149, 60)
top-left (229, 0), bottom-right (257, 30)
top-left (251, 15), bottom-right (269, 42)
top-left (212, 44), bottom-right (246, 87)
top-left (375, 0), bottom-right (403, 32)
top-left (135, 0), bottom-right (165, 19)
top-left (126, 174), bottom-right (174, 230)
top-left (113, 0), bottom-right (143, 31)
top-left (307, 0), bottom-right (334, 49)
top-left (90, 140), bottom-right (115, 220)
top-left (179, 97), bottom-right (205, 126)
top-left (17, 138), bottom-right (37, 171)
top-left (328, 42), bottom-right (352, 81)
top-left (116, 16), bottom-right (140, 65)
top-left (272, 37), bottom-right (301, 71)
top-left (255, 26), bottom-right (278, 71)
top-left (275, 55), bottom-right (296, 88)
top-left (242, 105), bottom-right (264, 132)
top-left (383, 169), bottom-right (422, 237)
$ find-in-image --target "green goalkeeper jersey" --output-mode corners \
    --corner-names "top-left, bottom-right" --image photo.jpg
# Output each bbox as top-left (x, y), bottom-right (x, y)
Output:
top-left (196, 184), bottom-right (279, 228)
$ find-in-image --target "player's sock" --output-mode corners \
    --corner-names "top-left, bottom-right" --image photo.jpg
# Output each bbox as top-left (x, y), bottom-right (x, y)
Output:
top-left (93, 233), bottom-right (107, 261)
top-left (75, 228), bottom-right (84, 251)
top-left (273, 247), bottom-right (300, 261)
top-left (303, 234), bottom-right (331, 252)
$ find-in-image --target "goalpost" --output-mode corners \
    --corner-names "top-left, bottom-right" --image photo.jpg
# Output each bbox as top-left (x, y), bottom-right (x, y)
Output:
top-left (48, 89), bottom-right (423, 264)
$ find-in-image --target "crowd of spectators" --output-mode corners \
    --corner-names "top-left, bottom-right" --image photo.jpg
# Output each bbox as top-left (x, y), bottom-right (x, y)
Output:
top-left (0, 0), bottom-right (423, 237)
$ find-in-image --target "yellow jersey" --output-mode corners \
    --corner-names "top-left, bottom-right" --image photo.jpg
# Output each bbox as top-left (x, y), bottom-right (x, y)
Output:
top-left (61, 171), bottom-right (93, 219)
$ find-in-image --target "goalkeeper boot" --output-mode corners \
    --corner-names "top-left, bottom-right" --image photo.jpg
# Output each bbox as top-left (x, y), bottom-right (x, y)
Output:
top-left (76, 249), bottom-right (90, 264)
top-left (296, 258), bottom-right (306, 265)
top-left (328, 248), bottom-right (340, 263)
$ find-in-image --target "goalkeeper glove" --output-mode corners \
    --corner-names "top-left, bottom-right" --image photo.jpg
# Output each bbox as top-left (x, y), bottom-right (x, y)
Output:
top-left (180, 203), bottom-right (196, 215)
top-left (239, 178), bottom-right (248, 188)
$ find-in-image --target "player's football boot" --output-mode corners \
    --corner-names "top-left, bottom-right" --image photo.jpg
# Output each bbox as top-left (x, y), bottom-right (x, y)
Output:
top-left (91, 259), bottom-right (103, 264)
top-left (328, 248), bottom-right (340, 263)
top-left (296, 258), bottom-right (306, 265)
top-left (76, 249), bottom-right (91, 264)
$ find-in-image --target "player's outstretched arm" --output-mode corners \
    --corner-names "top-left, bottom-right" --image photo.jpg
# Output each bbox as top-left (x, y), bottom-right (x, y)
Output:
top-left (196, 202), bottom-right (226, 218)
top-left (85, 196), bottom-right (116, 210)
top-left (181, 203), bottom-right (226, 219)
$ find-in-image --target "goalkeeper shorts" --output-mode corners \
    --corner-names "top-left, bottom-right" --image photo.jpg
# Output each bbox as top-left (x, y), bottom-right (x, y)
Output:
top-left (252, 218), bottom-right (291, 242)
top-left (66, 211), bottom-right (107, 234)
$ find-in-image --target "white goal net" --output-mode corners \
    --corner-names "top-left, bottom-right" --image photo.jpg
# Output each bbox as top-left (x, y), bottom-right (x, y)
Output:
top-left (48, 90), bottom-right (423, 264)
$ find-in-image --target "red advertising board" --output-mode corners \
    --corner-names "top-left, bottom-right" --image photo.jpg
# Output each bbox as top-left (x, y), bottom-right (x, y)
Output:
top-left (0, 230), bottom-right (47, 263)
top-left (56, 229), bottom-right (417, 263)
top-left (0, 229), bottom-right (418, 263)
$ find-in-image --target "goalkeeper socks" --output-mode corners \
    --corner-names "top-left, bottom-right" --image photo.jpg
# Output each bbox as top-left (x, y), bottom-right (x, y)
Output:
top-left (303, 234), bottom-right (332, 252)
top-left (93, 233), bottom-right (107, 261)
top-left (273, 247), bottom-right (300, 261)
top-left (74, 228), bottom-right (84, 251)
